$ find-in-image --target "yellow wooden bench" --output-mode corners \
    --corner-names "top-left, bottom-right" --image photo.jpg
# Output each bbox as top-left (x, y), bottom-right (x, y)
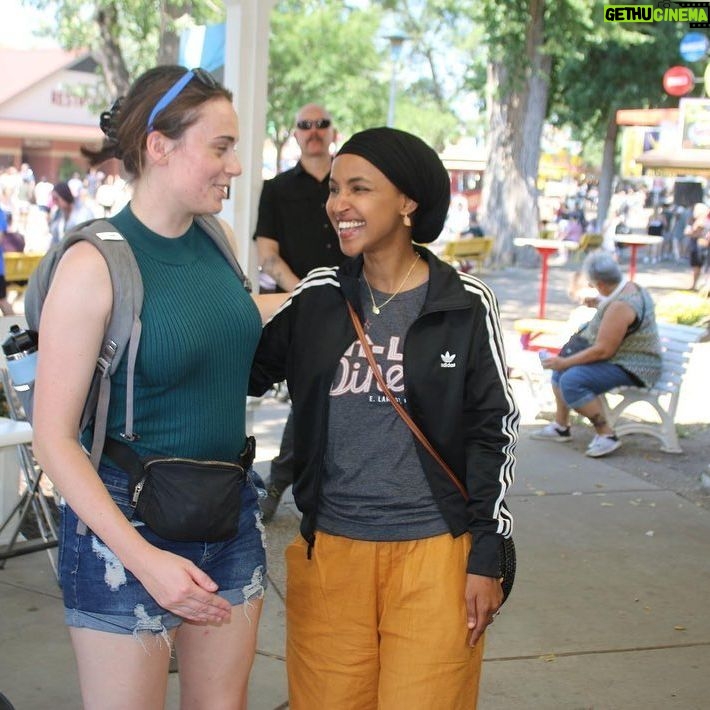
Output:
top-left (440, 237), bottom-right (493, 272)
top-left (579, 232), bottom-right (603, 251)
top-left (4, 253), bottom-right (43, 295)
top-left (568, 233), bottom-right (604, 263)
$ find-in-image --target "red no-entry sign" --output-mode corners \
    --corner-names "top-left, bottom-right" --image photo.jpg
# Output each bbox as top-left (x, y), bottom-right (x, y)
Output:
top-left (663, 66), bottom-right (695, 96)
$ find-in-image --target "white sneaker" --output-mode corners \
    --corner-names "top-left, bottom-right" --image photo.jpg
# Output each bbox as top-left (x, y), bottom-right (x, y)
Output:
top-left (531, 422), bottom-right (572, 443)
top-left (585, 434), bottom-right (621, 458)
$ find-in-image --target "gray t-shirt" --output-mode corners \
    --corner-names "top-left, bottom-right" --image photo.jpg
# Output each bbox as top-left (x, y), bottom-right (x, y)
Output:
top-left (317, 279), bottom-right (449, 541)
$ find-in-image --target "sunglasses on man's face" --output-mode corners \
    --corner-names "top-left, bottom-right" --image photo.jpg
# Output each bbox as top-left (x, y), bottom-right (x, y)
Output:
top-left (296, 119), bottom-right (332, 130)
top-left (147, 68), bottom-right (220, 133)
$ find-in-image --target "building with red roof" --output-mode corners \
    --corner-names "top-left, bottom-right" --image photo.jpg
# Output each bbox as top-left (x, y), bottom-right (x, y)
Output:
top-left (0, 48), bottom-right (105, 180)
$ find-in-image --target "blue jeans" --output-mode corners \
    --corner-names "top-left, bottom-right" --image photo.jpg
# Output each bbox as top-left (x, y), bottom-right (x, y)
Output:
top-left (59, 463), bottom-right (267, 635)
top-left (551, 361), bottom-right (637, 410)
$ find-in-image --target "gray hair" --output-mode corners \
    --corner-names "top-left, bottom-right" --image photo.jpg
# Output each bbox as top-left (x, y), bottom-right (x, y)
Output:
top-left (582, 250), bottom-right (622, 286)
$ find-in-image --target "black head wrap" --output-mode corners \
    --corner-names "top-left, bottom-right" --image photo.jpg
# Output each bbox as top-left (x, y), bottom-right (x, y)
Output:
top-left (336, 127), bottom-right (450, 244)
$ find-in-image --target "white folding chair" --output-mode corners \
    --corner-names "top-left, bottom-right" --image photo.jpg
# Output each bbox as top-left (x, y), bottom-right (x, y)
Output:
top-left (0, 367), bottom-right (58, 577)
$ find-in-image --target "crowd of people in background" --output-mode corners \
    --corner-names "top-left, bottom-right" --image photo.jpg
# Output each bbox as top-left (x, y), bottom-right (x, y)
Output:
top-left (603, 185), bottom-right (709, 291)
top-left (530, 179), bottom-right (709, 292)
top-left (0, 164), bottom-right (132, 315)
top-left (0, 163), bottom-right (131, 255)
top-left (436, 175), bottom-right (709, 293)
top-left (0, 161), bottom-right (707, 296)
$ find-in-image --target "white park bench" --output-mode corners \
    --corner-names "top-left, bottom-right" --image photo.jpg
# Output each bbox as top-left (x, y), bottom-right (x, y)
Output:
top-left (600, 321), bottom-right (705, 453)
top-left (509, 319), bottom-right (706, 453)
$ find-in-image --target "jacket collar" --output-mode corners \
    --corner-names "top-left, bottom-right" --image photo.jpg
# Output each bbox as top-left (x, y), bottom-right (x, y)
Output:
top-left (338, 245), bottom-right (472, 319)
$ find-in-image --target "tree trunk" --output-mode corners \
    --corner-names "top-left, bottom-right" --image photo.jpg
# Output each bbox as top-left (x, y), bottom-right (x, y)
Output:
top-left (480, 0), bottom-right (549, 267)
top-left (596, 108), bottom-right (619, 233)
top-left (94, 2), bottom-right (131, 96)
top-left (158, 1), bottom-right (193, 65)
top-left (93, 0), bottom-right (191, 98)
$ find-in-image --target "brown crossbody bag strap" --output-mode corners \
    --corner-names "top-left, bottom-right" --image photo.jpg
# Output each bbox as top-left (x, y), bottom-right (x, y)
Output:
top-left (347, 300), bottom-right (516, 602)
top-left (346, 301), bottom-right (468, 501)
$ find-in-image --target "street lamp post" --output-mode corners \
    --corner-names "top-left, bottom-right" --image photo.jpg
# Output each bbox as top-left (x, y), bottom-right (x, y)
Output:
top-left (385, 32), bottom-right (407, 127)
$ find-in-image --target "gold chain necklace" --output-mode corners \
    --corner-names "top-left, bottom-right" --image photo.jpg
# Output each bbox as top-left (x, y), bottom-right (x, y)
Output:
top-left (363, 253), bottom-right (420, 315)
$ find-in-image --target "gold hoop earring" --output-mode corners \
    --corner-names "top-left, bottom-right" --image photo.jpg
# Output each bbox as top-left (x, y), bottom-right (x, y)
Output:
top-left (403, 213), bottom-right (412, 228)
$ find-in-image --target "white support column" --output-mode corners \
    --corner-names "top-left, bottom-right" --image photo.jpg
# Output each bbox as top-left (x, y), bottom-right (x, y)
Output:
top-left (222, 0), bottom-right (275, 289)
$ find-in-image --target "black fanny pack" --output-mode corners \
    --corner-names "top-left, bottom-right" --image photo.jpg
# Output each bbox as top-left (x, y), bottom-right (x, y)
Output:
top-left (559, 331), bottom-right (591, 357)
top-left (104, 436), bottom-right (255, 542)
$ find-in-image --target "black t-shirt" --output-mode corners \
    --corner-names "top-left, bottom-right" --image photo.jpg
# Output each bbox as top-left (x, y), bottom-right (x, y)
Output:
top-left (253, 162), bottom-right (344, 286)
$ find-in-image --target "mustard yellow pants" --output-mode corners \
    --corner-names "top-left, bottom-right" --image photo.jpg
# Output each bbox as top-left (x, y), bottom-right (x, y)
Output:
top-left (286, 531), bottom-right (484, 710)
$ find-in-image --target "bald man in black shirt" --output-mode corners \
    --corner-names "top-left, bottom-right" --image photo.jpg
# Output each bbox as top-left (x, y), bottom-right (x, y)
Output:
top-left (254, 103), bottom-right (343, 292)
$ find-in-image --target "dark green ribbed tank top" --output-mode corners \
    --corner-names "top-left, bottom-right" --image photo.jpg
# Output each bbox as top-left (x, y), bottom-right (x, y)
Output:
top-left (103, 205), bottom-right (262, 461)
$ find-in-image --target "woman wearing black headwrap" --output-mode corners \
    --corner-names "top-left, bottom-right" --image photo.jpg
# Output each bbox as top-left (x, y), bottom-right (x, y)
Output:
top-left (250, 127), bottom-right (518, 709)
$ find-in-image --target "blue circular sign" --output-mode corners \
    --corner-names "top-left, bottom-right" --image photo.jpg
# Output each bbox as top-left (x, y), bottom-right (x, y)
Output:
top-left (680, 33), bottom-right (709, 63)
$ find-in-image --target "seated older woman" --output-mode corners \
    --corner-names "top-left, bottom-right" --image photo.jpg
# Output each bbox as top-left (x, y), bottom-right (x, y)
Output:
top-left (532, 251), bottom-right (662, 458)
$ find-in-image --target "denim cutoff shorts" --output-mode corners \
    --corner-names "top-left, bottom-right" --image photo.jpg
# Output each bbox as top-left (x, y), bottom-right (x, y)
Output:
top-left (59, 462), bottom-right (267, 635)
top-left (552, 361), bottom-right (637, 410)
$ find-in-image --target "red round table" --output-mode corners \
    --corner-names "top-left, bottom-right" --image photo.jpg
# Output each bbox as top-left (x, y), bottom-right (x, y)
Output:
top-left (514, 238), bottom-right (579, 318)
top-left (613, 234), bottom-right (663, 281)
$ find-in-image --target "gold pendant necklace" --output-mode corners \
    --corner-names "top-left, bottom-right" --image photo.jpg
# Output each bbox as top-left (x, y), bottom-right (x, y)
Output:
top-left (363, 253), bottom-right (420, 315)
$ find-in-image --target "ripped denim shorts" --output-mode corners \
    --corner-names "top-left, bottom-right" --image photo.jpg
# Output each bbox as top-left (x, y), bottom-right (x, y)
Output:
top-left (59, 462), bottom-right (267, 635)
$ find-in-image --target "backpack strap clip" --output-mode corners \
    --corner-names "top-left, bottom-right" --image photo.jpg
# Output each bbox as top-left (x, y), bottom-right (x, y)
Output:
top-left (96, 340), bottom-right (117, 377)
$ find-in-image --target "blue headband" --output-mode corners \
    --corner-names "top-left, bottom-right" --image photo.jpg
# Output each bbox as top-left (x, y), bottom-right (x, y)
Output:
top-left (146, 70), bottom-right (195, 133)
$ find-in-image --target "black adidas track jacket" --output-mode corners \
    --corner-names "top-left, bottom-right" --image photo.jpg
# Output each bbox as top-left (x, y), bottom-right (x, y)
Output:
top-left (249, 246), bottom-right (518, 577)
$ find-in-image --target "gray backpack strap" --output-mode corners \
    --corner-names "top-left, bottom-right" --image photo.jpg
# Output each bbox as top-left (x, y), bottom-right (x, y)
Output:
top-left (25, 219), bottom-right (143, 467)
top-left (80, 223), bottom-right (144, 462)
top-left (89, 376), bottom-right (112, 469)
top-left (196, 214), bottom-right (252, 293)
top-left (122, 317), bottom-right (143, 441)
top-left (87, 316), bottom-right (140, 469)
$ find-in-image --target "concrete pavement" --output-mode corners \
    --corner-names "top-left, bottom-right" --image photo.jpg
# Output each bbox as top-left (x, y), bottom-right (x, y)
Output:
top-left (1, 258), bottom-right (708, 709)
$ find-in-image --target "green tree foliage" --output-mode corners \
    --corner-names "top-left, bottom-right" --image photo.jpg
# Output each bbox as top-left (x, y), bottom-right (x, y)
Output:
top-left (22, 0), bottom-right (224, 96)
top-left (469, 0), bottom-right (596, 263)
top-left (550, 6), bottom-right (687, 227)
top-left (267, 1), bottom-right (388, 163)
top-left (23, 0), bottom-right (476, 169)
top-left (394, 95), bottom-right (460, 153)
top-left (27, 0), bottom-right (687, 260)
top-left (378, 0), bottom-right (487, 144)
